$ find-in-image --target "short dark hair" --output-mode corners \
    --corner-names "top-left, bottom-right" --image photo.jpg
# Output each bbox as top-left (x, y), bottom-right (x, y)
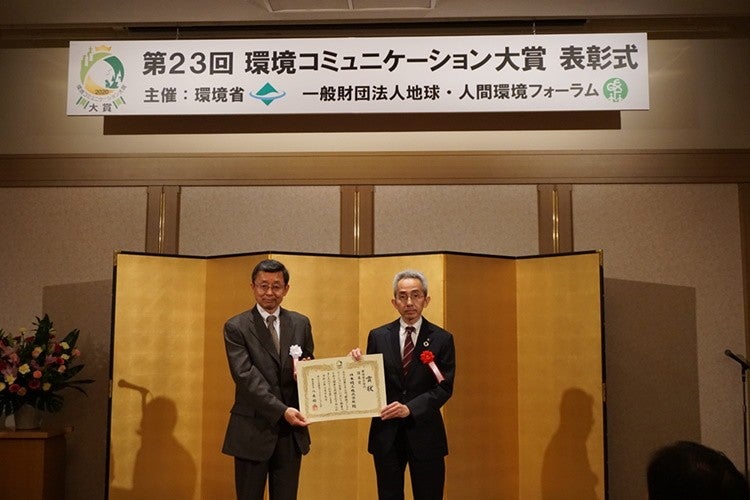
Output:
top-left (251, 259), bottom-right (289, 285)
top-left (647, 440), bottom-right (749, 500)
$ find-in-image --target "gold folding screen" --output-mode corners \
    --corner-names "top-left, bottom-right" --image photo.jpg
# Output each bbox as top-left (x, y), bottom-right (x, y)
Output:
top-left (110, 251), bottom-right (603, 500)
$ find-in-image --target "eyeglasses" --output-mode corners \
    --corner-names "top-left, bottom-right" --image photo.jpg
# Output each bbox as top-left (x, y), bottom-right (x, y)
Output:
top-left (395, 291), bottom-right (425, 303)
top-left (253, 282), bottom-right (286, 294)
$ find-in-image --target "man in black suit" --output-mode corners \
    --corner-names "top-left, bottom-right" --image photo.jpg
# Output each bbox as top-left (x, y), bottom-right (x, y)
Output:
top-left (222, 259), bottom-right (314, 500)
top-left (351, 269), bottom-right (456, 500)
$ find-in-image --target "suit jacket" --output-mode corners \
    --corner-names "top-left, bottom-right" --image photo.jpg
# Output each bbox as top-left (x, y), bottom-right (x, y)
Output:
top-left (222, 305), bottom-right (314, 461)
top-left (366, 317), bottom-right (455, 459)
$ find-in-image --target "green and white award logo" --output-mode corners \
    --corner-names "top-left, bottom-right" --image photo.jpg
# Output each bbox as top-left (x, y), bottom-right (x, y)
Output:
top-left (74, 45), bottom-right (126, 113)
top-left (603, 77), bottom-right (628, 103)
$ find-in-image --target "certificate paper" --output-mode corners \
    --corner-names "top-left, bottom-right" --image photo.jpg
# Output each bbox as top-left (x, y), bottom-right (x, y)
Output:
top-left (297, 354), bottom-right (387, 422)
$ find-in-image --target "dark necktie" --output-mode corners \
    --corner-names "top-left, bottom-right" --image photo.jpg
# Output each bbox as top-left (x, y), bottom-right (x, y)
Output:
top-left (402, 326), bottom-right (415, 376)
top-left (267, 315), bottom-right (280, 353)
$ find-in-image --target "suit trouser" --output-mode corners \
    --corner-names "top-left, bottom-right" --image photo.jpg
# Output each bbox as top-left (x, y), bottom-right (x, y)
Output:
top-left (373, 426), bottom-right (445, 500)
top-left (234, 433), bottom-right (302, 500)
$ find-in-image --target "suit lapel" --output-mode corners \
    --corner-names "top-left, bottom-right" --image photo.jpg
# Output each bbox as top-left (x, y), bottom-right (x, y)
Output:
top-left (251, 307), bottom-right (280, 364)
top-left (414, 319), bottom-right (432, 359)
top-left (406, 319), bottom-right (434, 381)
top-left (279, 309), bottom-right (293, 368)
top-left (387, 320), bottom-right (401, 366)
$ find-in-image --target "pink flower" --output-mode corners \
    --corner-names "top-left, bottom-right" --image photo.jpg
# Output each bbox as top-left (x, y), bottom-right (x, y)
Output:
top-left (57, 365), bottom-right (66, 374)
top-left (32, 370), bottom-right (42, 379)
top-left (9, 383), bottom-right (20, 393)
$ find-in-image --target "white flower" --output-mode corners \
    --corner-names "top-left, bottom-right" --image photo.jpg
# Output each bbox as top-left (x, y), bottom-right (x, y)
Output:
top-left (289, 344), bottom-right (303, 359)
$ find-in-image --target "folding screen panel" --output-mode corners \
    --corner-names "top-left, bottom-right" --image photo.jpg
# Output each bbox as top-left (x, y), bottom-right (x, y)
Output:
top-left (443, 254), bottom-right (519, 498)
top-left (516, 253), bottom-right (605, 499)
top-left (109, 251), bottom-right (603, 500)
top-left (110, 254), bottom-right (208, 500)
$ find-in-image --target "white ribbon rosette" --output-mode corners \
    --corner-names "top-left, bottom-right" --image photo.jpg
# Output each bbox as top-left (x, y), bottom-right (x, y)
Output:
top-left (290, 344), bottom-right (303, 378)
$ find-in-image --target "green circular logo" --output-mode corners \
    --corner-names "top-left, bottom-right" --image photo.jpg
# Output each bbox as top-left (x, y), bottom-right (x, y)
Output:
top-left (80, 47), bottom-right (124, 97)
top-left (74, 45), bottom-right (127, 112)
top-left (603, 78), bottom-right (628, 103)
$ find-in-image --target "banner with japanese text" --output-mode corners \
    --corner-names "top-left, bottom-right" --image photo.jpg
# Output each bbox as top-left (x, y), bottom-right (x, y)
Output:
top-left (67, 33), bottom-right (649, 116)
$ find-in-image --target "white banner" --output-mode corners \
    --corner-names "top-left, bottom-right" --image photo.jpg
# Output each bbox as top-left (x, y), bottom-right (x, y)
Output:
top-left (67, 33), bottom-right (648, 116)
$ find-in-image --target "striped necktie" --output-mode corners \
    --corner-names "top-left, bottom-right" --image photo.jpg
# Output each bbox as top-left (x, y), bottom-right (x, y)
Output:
top-left (402, 326), bottom-right (415, 375)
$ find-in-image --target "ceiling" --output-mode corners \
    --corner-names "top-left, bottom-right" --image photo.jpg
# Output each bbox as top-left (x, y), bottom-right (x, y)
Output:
top-left (1, 0), bottom-right (748, 46)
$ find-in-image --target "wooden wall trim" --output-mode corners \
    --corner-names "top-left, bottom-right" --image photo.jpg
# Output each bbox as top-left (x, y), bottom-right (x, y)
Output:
top-left (538, 185), bottom-right (573, 254)
top-left (340, 186), bottom-right (374, 255)
top-left (146, 185), bottom-right (180, 254)
top-left (1, 150), bottom-right (750, 186)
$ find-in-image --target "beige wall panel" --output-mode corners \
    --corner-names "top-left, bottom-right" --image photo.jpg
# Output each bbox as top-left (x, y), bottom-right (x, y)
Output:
top-left (573, 184), bottom-right (746, 468)
top-left (0, 187), bottom-right (146, 329)
top-left (444, 255), bottom-right (519, 499)
top-left (374, 185), bottom-right (539, 256)
top-left (516, 253), bottom-right (604, 500)
top-left (179, 187), bottom-right (340, 256)
top-left (111, 254), bottom-right (206, 500)
top-left (603, 278), bottom-right (701, 500)
top-left (2, 40), bottom-right (749, 155)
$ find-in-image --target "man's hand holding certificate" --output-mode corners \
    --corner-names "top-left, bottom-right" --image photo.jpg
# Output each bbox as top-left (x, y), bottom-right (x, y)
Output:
top-left (296, 354), bottom-right (387, 422)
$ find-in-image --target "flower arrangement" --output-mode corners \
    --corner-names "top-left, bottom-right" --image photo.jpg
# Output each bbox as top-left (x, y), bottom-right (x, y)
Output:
top-left (0, 314), bottom-right (93, 415)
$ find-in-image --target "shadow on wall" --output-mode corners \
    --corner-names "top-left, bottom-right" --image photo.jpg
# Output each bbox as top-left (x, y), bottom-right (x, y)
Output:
top-left (42, 280), bottom-right (113, 500)
top-left (109, 383), bottom-right (197, 500)
top-left (541, 387), bottom-right (599, 500)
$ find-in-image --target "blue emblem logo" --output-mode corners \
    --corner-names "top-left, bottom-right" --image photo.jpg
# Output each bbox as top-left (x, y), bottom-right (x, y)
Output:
top-left (249, 83), bottom-right (286, 106)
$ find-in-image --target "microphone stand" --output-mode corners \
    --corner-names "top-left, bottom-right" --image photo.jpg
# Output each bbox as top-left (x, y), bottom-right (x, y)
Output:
top-left (725, 349), bottom-right (749, 480)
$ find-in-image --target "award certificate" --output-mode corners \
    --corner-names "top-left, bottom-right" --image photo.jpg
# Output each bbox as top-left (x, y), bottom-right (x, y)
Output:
top-left (297, 354), bottom-right (387, 422)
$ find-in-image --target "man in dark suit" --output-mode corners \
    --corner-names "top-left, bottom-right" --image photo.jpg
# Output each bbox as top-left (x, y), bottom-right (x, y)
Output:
top-left (351, 269), bottom-right (456, 500)
top-left (222, 259), bottom-right (314, 500)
